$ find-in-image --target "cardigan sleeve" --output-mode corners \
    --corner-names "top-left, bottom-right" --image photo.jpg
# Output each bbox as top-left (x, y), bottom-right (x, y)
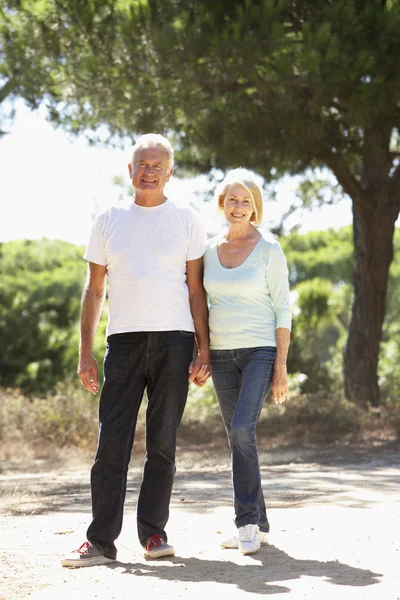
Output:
top-left (266, 242), bottom-right (292, 330)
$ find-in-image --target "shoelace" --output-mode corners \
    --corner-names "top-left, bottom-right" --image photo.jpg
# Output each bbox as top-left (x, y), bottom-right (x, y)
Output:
top-left (240, 525), bottom-right (257, 542)
top-left (73, 541), bottom-right (92, 555)
top-left (146, 534), bottom-right (164, 551)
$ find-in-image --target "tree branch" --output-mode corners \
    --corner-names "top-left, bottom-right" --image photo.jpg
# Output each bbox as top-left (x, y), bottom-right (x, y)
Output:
top-left (322, 150), bottom-right (362, 205)
top-left (0, 78), bottom-right (17, 104)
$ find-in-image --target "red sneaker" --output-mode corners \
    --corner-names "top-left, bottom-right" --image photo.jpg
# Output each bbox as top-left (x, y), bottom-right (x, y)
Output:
top-left (144, 534), bottom-right (176, 559)
top-left (61, 541), bottom-right (116, 568)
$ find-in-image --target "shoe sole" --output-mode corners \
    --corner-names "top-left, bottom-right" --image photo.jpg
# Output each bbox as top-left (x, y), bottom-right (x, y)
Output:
top-left (240, 545), bottom-right (261, 555)
top-left (221, 532), bottom-right (269, 549)
top-left (61, 556), bottom-right (116, 568)
top-left (144, 547), bottom-right (176, 559)
top-left (221, 539), bottom-right (239, 549)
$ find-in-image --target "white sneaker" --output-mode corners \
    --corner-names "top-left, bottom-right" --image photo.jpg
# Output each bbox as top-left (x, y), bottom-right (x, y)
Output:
top-left (221, 528), bottom-right (269, 549)
top-left (238, 524), bottom-right (261, 555)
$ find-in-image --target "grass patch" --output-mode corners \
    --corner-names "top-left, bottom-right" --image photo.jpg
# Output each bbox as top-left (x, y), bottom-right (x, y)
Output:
top-left (0, 385), bottom-right (100, 459)
top-left (257, 391), bottom-right (400, 446)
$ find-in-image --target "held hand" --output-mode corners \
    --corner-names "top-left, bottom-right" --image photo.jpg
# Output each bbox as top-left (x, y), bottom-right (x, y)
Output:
top-left (188, 353), bottom-right (210, 387)
top-left (271, 364), bottom-right (289, 405)
top-left (78, 354), bottom-right (100, 394)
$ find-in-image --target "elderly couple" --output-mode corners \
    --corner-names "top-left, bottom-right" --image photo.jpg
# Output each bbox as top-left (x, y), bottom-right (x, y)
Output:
top-left (61, 133), bottom-right (291, 567)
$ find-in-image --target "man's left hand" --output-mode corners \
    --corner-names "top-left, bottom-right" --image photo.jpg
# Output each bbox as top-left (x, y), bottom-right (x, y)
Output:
top-left (188, 353), bottom-right (210, 387)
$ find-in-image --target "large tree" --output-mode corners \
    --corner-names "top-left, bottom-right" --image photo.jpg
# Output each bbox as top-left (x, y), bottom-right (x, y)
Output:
top-left (2, 0), bottom-right (400, 406)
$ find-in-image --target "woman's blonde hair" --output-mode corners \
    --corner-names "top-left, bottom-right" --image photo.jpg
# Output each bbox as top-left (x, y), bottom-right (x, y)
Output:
top-left (215, 168), bottom-right (263, 225)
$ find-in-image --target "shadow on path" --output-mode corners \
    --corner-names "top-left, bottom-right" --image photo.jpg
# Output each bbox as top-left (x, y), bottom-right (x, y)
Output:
top-left (106, 545), bottom-right (382, 596)
top-left (1, 440), bottom-right (399, 516)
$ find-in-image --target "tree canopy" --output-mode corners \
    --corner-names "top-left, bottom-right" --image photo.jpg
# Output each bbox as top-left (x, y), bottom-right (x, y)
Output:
top-left (2, 0), bottom-right (400, 405)
top-left (3, 1), bottom-right (399, 173)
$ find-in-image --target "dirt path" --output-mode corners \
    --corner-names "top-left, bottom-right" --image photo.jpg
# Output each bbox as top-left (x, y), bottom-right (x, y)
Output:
top-left (1, 441), bottom-right (399, 600)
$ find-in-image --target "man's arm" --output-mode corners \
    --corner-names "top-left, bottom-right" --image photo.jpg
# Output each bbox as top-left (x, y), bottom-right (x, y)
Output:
top-left (186, 257), bottom-right (210, 386)
top-left (271, 327), bottom-right (291, 404)
top-left (78, 261), bottom-right (107, 394)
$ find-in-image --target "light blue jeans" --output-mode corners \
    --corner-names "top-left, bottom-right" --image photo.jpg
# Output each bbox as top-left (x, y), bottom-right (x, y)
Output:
top-left (210, 346), bottom-right (276, 531)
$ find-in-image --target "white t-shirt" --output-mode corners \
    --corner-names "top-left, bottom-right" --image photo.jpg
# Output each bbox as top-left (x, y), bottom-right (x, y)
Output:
top-left (84, 199), bottom-right (206, 336)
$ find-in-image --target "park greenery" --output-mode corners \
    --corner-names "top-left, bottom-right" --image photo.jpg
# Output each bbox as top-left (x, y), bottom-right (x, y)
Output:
top-left (1, 227), bottom-right (399, 402)
top-left (2, 0), bottom-right (400, 407)
top-left (0, 226), bottom-right (400, 456)
top-left (1, 0), bottom-right (400, 452)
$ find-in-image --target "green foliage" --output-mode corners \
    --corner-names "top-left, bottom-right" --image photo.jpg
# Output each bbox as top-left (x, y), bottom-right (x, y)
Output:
top-left (3, 1), bottom-right (400, 405)
top-left (281, 227), bottom-right (353, 393)
top-left (1, 0), bottom-right (399, 176)
top-left (0, 239), bottom-right (101, 392)
top-left (379, 227), bottom-right (400, 402)
top-left (379, 339), bottom-right (400, 403)
top-left (295, 278), bottom-right (334, 330)
top-left (280, 226), bottom-right (354, 286)
top-left (185, 379), bottom-right (218, 422)
top-left (289, 278), bottom-right (341, 392)
top-left (281, 224), bottom-right (400, 405)
top-left (0, 224), bottom-right (398, 409)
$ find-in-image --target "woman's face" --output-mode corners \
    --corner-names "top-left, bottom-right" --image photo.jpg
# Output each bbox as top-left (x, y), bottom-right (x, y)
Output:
top-left (222, 184), bottom-right (254, 225)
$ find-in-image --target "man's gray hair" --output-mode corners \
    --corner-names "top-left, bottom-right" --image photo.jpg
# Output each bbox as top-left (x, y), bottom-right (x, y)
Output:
top-left (131, 133), bottom-right (174, 169)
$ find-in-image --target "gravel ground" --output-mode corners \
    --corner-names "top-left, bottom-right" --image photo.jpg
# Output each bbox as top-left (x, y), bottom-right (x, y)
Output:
top-left (0, 440), bottom-right (399, 600)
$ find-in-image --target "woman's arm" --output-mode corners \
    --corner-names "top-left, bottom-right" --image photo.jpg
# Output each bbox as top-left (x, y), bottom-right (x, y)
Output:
top-left (266, 242), bottom-right (292, 404)
top-left (271, 327), bottom-right (291, 404)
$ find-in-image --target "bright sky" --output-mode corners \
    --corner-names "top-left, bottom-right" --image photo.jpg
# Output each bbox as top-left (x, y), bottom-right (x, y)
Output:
top-left (0, 100), bottom-right (353, 246)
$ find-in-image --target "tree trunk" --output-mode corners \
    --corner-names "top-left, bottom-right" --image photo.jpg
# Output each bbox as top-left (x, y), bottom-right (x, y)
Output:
top-left (343, 199), bottom-right (397, 407)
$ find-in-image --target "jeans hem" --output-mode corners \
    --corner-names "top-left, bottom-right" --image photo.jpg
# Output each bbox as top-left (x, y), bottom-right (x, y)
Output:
top-left (236, 519), bottom-right (259, 528)
top-left (88, 540), bottom-right (117, 561)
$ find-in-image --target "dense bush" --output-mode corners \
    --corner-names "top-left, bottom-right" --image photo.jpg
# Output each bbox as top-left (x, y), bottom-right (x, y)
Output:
top-left (0, 239), bottom-right (106, 393)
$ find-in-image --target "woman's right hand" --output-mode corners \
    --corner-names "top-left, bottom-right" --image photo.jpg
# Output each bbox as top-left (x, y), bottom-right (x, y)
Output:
top-left (271, 364), bottom-right (289, 404)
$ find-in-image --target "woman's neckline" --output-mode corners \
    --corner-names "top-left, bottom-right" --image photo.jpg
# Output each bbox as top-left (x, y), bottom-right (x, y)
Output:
top-left (216, 235), bottom-right (262, 270)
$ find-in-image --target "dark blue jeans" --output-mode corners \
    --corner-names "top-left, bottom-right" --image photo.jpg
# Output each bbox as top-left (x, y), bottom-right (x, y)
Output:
top-left (87, 330), bottom-right (194, 558)
top-left (210, 346), bottom-right (276, 532)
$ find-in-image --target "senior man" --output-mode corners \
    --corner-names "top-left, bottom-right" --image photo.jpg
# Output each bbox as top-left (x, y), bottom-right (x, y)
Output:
top-left (62, 133), bottom-right (210, 567)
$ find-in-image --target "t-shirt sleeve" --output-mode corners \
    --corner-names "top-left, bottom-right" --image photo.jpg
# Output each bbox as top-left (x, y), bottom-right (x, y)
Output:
top-left (187, 214), bottom-right (207, 261)
top-left (83, 214), bottom-right (107, 266)
top-left (266, 242), bottom-right (292, 331)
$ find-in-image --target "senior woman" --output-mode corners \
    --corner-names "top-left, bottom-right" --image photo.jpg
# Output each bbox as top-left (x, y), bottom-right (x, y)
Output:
top-left (203, 168), bottom-right (291, 555)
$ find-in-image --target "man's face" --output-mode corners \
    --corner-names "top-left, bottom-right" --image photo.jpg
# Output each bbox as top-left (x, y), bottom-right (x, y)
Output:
top-left (129, 147), bottom-right (173, 194)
